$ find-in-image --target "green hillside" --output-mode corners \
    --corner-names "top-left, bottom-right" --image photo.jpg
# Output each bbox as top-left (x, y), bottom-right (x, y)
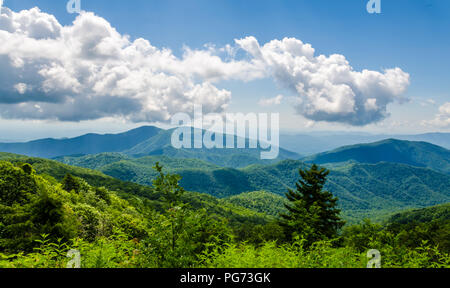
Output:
top-left (0, 161), bottom-right (149, 253)
top-left (303, 139), bottom-right (450, 174)
top-left (388, 203), bottom-right (450, 224)
top-left (0, 153), bottom-right (271, 227)
top-left (224, 191), bottom-right (288, 217)
top-left (0, 126), bottom-right (301, 168)
top-left (242, 160), bottom-right (450, 221)
top-left (55, 153), bottom-right (132, 170)
top-left (384, 203), bottom-right (450, 253)
top-left (52, 152), bottom-right (450, 221)
top-left (123, 128), bottom-right (301, 168)
top-left (1, 155), bottom-right (449, 268)
top-left (184, 160), bottom-right (450, 214)
top-left (57, 154), bottom-right (219, 176)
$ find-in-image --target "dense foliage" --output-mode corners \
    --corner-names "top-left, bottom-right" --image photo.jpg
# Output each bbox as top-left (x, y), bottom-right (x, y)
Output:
top-left (0, 153), bottom-right (273, 227)
top-left (224, 191), bottom-right (288, 217)
top-left (1, 158), bottom-right (449, 268)
top-left (0, 160), bottom-right (232, 268)
top-left (53, 152), bottom-right (450, 222)
top-left (0, 161), bottom-right (148, 253)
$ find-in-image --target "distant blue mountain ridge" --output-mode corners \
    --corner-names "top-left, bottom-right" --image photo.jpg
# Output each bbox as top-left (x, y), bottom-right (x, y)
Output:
top-left (0, 126), bottom-right (300, 168)
top-left (303, 139), bottom-right (450, 175)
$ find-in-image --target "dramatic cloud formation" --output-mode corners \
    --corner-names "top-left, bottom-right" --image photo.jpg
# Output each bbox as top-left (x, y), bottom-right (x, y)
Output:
top-left (0, 7), bottom-right (233, 122)
top-left (235, 37), bottom-right (410, 126)
top-left (0, 7), bottom-right (410, 125)
top-left (423, 103), bottom-right (450, 128)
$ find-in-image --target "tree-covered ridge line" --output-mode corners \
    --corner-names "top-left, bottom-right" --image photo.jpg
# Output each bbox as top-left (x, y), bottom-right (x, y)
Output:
top-left (388, 203), bottom-right (450, 224)
top-left (0, 126), bottom-right (162, 159)
top-left (303, 139), bottom-right (450, 175)
top-left (0, 126), bottom-right (301, 168)
top-left (53, 152), bottom-right (450, 222)
top-left (0, 154), bottom-right (274, 228)
top-left (224, 191), bottom-right (288, 217)
top-left (1, 159), bottom-right (449, 268)
top-left (0, 161), bottom-right (149, 253)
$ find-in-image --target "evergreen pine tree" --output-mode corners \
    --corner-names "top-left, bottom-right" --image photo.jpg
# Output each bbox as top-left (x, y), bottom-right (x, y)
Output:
top-left (280, 164), bottom-right (345, 244)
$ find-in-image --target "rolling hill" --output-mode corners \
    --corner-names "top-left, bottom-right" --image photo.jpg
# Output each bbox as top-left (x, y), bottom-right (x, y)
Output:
top-left (303, 139), bottom-right (450, 174)
top-left (0, 126), bottom-right (161, 158)
top-left (241, 160), bottom-right (450, 219)
top-left (4, 132), bottom-right (450, 223)
top-left (388, 203), bottom-right (450, 225)
top-left (385, 203), bottom-right (450, 253)
top-left (123, 128), bottom-right (300, 168)
top-left (0, 126), bottom-right (301, 168)
top-left (51, 152), bottom-right (450, 221)
top-left (224, 191), bottom-right (288, 217)
top-left (280, 132), bottom-right (450, 155)
top-left (0, 152), bottom-right (273, 226)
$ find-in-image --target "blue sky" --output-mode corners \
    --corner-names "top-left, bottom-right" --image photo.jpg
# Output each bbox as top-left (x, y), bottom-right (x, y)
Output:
top-left (0, 0), bottom-right (449, 140)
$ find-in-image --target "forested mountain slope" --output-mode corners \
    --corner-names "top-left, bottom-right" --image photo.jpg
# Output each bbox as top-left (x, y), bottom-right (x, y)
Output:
top-left (303, 139), bottom-right (450, 174)
top-left (0, 153), bottom-right (272, 227)
top-left (48, 152), bottom-right (450, 220)
top-left (0, 126), bottom-right (161, 158)
top-left (0, 126), bottom-right (301, 168)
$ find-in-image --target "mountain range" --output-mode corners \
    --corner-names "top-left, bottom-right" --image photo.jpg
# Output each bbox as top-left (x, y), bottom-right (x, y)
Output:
top-left (0, 126), bottom-right (299, 168)
top-left (303, 139), bottom-right (450, 174)
top-left (55, 148), bottom-right (450, 221)
top-left (0, 126), bottom-right (161, 158)
top-left (1, 126), bottom-right (450, 222)
top-left (2, 125), bottom-right (449, 159)
top-left (280, 132), bottom-right (450, 155)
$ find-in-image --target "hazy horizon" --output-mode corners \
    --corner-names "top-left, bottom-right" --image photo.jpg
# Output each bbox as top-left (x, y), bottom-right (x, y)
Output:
top-left (1, 1), bottom-right (450, 140)
top-left (1, 123), bottom-right (448, 144)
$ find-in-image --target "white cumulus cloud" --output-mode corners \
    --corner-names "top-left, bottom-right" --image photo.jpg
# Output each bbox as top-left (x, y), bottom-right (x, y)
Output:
top-left (423, 102), bottom-right (450, 128)
top-left (0, 7), bottom-right (232, 122)
top-left (0, 6), bottom-right (410, 126)
top-left (235, 37), bottom-right (410, 126)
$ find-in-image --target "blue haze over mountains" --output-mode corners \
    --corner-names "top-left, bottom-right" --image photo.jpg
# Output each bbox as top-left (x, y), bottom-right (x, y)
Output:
top-left (1, 125), bottom-right (450, 221)
top-left (280, 132), bottom-right (450, 155)
top-left (0, 125), bottom-right (449, 159)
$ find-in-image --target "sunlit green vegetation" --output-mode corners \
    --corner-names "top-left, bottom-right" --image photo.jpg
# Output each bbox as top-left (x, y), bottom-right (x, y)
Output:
top-left (52, 152), bottom-right (450, 222)
top-left (224, 191), bottom-right (288, 217)
top-left (1, 158), bottom-right (449, 268)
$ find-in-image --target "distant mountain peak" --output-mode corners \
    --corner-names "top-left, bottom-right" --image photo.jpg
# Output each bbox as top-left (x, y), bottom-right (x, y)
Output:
top-left (304, 139), bottom-right (450, 174)
top-left (0, 126), bottom-right (163, 158)
top-left (0, 125), bottom-right (300, 166)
